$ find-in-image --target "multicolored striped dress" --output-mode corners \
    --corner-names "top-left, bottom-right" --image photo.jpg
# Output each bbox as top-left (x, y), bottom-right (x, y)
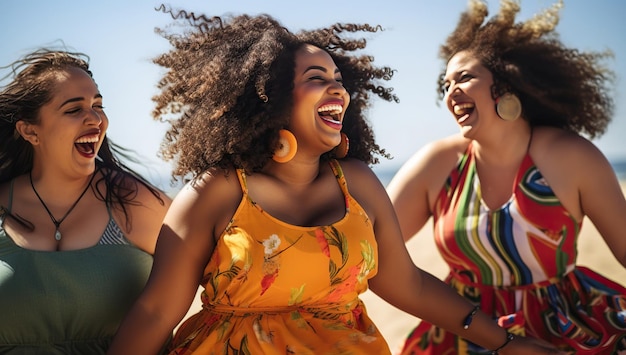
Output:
top-left (400, 143), bottom-right (626, 355)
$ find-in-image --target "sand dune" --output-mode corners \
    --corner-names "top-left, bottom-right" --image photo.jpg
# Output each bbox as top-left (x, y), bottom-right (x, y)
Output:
top-left (181, 183), bottom-right (626, 351)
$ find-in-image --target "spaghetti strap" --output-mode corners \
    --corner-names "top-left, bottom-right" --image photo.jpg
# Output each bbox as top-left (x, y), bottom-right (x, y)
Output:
top-left (6, 179), bottom-right (15, 213)
top-left (328, 159), bottom-right (351, 211)
top-left (526, 127), bottom-right (533, 152)
top-left (235, 169), bottom-right (248, 195)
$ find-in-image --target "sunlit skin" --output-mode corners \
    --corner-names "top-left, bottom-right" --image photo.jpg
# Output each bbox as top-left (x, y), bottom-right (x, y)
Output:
top-left (388, 52), bottom-right (626, 355)
top-left (442, 51), bottom-right (502, 141)
top-left (0, 50), bottom-right (171, 354)
top-left (21, 67), bottom-right (108, 180)
top-left (6, 65), bottom-right (169, 253)
top-left (288, 44), bottom-right (350, 162)
top-left (107, 44), bottom-right (566, 355)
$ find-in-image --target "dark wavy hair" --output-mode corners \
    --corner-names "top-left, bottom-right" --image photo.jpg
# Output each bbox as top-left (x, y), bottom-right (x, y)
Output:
top-left (0, 48), bottom-right (165, 230)
top-left (438, 0), bottom-right (614, 138)
top-left (151, 5), bottom-right (398, 180)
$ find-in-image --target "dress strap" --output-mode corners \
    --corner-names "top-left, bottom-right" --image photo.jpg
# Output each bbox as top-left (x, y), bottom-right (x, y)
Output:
top-left (0, 179), bottom-right (16, 228)
top-left (328, 159), bottom-right (350, 211)
top-left (235, 169), bottom-right (248, 195)
top-left (7, 178), bottom-right (15, 213)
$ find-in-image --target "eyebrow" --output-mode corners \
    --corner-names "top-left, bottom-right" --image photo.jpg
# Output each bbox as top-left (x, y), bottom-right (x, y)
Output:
top-left (443, 69), bottom-right (466, 81)
top-left (58, 93), bottom-right (103, 109)
top-left (302, 65), bottom-right (340, 75)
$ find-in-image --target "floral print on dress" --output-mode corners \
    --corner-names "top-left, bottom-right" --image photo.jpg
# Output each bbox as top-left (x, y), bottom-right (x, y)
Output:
top-left (168, 160), bottom-right (391, 355)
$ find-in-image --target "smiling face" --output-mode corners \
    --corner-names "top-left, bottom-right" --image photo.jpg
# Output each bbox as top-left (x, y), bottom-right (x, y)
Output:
top-left (441, 50), bottom-right (498, 138)
top-left (289, 44), bottom-right (350, 157)
top-left (21, 66), bottom-right (108, 176)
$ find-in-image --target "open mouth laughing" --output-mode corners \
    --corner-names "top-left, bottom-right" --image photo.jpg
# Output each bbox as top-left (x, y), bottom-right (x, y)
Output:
top-left (318, 103), bottom-right (343, 125)
top-left (74, 134), bottom-right (99, 156)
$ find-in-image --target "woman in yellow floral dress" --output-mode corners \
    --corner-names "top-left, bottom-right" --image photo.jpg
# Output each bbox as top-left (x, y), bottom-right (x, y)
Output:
top-left (107, 7), bottom-right (566, 355)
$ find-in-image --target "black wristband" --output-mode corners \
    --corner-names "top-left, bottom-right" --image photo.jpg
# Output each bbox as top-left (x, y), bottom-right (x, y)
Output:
top-left (462, 305), bottom-right (480, 330)
top-left (491, 331), bottom-right (515, 354)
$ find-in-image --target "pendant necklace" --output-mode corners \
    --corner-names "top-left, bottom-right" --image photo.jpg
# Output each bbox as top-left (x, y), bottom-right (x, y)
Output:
top-left (29, 172), bottom-right (95, 241)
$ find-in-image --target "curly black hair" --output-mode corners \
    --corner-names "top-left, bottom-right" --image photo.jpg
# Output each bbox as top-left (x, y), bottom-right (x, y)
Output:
top-left (438, 0), bottom-right (614, 138)
top-left (0, 48), bottom-right (165, 231)
top-left (151, 5), bottom-right (398, 180)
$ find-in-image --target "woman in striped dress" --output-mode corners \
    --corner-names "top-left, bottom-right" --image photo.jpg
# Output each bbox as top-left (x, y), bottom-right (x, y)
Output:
top-left (388, 1), bottom-right (626, 354)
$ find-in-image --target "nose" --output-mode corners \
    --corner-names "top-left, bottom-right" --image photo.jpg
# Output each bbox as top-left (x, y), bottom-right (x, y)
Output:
top-left (444, 81), bottom-right (465, 103)
top-left (446, 80), bottom-right (460, 95)
top-left (85, 108), bottom-right (103, 125)
top-left (328, 80), bottom-right (347, 96)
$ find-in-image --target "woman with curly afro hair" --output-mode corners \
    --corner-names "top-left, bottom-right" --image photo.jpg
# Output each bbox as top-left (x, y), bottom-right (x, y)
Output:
top-left (107, 6), bottom-right (564, 355)
top-left (388, 1), bottom-right (626, 354)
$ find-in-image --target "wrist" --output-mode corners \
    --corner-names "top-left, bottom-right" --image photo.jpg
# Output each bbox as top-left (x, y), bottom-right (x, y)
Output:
top-left (491, 331), bottom-right (515, 354)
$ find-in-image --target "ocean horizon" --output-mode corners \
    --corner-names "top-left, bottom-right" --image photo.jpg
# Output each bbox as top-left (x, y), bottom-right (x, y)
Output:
top-left (374, 158), bottom-right (626, 187)
top-left (150, 158), bottom-right (626, 196)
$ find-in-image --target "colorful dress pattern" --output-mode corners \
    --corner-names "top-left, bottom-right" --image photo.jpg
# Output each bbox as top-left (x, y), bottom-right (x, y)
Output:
top-left (401, 144), bottom-right (626, 355)
top-left (169, 160), bottom-right (391, 355)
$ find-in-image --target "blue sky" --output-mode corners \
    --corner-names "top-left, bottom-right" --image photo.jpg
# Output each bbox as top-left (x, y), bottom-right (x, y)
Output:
top-left (2, 1), bottom-right (625, 191)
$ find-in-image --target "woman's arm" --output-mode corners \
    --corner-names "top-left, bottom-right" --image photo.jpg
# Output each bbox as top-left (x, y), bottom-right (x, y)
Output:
top-left (387, 135), bottom-right (467, 242)
top-left (345, 160), bottom-right (564, 354)
top-left (108, 172), bottom-right (239, 355)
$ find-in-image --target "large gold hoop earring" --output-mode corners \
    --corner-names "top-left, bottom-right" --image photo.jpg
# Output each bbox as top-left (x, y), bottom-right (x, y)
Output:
top-left (272, 129), bottom-right (297, 163)
top-left (495, 93), bottom-right (522, 121)
top-left (333, 132), bottom-right (349, 159)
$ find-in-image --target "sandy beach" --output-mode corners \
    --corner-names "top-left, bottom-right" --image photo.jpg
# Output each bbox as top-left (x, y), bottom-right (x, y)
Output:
top-left (181, 182), bottom-right (626, 351)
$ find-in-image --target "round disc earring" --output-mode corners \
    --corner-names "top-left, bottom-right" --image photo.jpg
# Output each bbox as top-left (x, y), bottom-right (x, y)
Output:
top-left (272, 129), bottom-right (297, 163)
top-left (333, 132), bottom-right (349, 159)
top-left (495, 93), bottom-right (522, 121)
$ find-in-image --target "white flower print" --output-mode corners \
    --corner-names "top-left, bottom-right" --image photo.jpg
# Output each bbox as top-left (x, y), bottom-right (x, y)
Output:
top-left (263, 234), bottom-right (281, 256)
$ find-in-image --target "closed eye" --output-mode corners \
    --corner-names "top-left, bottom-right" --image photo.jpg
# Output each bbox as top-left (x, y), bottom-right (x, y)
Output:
top-left (459, 73), bottom-right (473, 82)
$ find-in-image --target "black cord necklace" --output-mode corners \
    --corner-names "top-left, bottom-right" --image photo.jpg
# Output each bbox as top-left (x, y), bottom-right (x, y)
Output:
top-left (29, 172), bottom-right (95, 241)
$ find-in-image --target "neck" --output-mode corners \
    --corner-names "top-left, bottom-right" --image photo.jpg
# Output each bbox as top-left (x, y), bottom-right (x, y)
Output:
top-left (28, 170), bottom-right (95, 209)
top-left (473, 124), bottom-right (532, 166)
top-left (264, 159), bottom-right (322, 187)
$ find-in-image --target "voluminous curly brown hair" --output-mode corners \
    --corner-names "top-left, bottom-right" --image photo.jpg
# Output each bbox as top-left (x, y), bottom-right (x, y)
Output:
top-left (152, 5), bottom-right (398, 180)
top-left (438, 0), bottom-right (614, 138)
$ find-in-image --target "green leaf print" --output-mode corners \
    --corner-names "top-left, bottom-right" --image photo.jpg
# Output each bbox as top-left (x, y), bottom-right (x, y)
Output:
top-left (288, 284), bottom-right (306, 306)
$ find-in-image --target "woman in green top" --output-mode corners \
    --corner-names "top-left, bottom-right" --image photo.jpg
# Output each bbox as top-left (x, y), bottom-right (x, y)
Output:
top-left (0, 48), bottom-right (171, 354)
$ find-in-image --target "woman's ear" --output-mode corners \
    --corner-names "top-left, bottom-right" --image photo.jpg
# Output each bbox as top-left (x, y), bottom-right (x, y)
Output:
top-left (15, 121), bottom-right (39, 145)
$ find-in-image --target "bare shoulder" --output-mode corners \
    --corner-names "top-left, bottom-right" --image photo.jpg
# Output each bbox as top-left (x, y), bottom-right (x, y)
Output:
top-left (337, 159), bottom-right (382, 188)
top-left (397, 135), bottom-right (467, 179)
top-left (531, 127), bottom-right (610, 174)
top-left (338, 159), bottom-right (391, 221)
top-left (168, 167), bottom-right (243, 237)
top-left (115, 172), bottom-right (172, 213)
top-left (388, 134), bottom-right (468, 197)
top-left (110, 172), bottom-right (171, 253)
top-left (188, 167), bottom-right (242, 202)
top-left (336, 158), bottom-right (384, 196)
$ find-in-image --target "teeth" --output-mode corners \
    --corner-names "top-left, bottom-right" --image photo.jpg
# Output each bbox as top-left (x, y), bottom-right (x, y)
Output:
top-left (318, 104), bottom-right (343, 115)
top-left (453, 103), bottom-right (474, 116)
top-left (75, 135), bottom-right (99, 144)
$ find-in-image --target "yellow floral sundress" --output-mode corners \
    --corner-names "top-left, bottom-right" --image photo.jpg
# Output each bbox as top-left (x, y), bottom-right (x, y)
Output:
top-left (168, 160), bottom-right (391, 355)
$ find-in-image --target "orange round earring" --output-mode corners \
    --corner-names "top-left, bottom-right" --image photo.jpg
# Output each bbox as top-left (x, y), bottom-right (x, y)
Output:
top-left (333, 132), bottom-right (349, 159)
top-left (272, 129), bottom-right (297, 163)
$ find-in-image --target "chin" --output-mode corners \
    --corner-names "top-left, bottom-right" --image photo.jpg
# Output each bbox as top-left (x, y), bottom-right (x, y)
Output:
top-left (459, 126), bottom-right (477, 139)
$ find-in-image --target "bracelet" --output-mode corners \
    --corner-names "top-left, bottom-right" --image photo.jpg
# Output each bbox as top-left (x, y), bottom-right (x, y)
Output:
top-left (462, 305), bottom-right (480, 329)
top-left (491, 331), bottom-right (515, 354)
